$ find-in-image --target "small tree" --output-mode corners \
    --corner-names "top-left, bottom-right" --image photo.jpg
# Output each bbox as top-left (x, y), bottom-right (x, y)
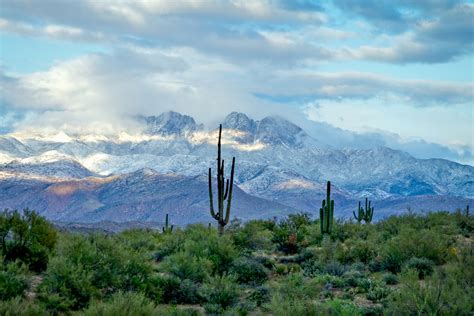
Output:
top-left (0, 208), bottom-right (57, 272)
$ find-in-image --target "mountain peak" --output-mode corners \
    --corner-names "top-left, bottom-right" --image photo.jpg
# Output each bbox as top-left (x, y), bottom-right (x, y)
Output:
top-left (223, 112), bottom-right (256, 132)
top-left (145, 111), bottom-right (200, 136)
top-left (255, 115), bottom-right (305, 147)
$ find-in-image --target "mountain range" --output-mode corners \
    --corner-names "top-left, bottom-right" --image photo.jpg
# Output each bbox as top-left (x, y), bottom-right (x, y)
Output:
top-left (0, 111), bottom-right (472, 226)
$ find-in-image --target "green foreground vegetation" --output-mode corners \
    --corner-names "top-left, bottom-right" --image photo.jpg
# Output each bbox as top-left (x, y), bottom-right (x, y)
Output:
top-left (0, 208), bottom-right (473, 315)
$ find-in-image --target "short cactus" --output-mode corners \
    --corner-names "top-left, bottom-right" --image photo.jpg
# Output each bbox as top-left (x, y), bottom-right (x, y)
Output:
top-left (353, 198), bottom-right (374, 224)
top-left (320, 181), bottom-right (334, 235)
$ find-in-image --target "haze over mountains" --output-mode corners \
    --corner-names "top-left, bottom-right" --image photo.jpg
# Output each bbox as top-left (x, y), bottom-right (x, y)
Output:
top-left (0, 111), bottom-right (472, 225)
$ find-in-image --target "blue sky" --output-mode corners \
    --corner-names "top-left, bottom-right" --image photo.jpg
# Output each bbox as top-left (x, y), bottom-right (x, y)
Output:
top-left (0, 0), bottom-right (473, 163)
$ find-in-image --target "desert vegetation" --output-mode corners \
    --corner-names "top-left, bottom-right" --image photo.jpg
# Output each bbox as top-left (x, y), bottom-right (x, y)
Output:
top-left (0, 207), bottom-right (473, 315)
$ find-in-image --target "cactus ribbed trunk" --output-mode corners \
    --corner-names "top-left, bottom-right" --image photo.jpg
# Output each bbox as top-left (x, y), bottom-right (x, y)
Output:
top-left (208, 124), bottom-right (236, 236)
top-left (320, 181), bottom-right (334, 236)
top-left (162, 213), bottom-right (174, 233)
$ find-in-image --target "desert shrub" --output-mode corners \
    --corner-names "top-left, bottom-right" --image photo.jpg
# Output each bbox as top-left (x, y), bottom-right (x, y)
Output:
top-left (381, 228), bottom-right (449, 273)
top-left (294, 247), bottom-right (317, 263)
top-left (247, 286), bottom-right (270, 307)
top-left (156, 274), bottom-right (201, 305)
top-left (305, 223), bottom-right (324, 246)
top-left (317, 299), bottom-right (363, 316)
top-left (339, 239), bottom-right (377, 264)
top-left (80, 291), bottom-right (157, 316)
top-left (0, 209), bottom-right (57, 272)
top-left (350, 262), bottom-right (367, 272)
top-left (254, 255), bottom-right (276, 270)
top-left (386, 268), bottom-right (473, 315)
top-left (230, 257), bottom-right (269, 285)
top-left (383, 273), bottom-right (399, 285)
top-left (325, 261), bottom-right (347, 276)
top-left (154, 306), bottom-right (203, 316)
top-left (154, 230), bottom-right (187, 261)
top-left (366, 280), bottom-right (391, 302)
top-left (264, 274), bottom-right (323, 316)
top-left (454, 208), bottom-right (474, 235)
top-left (118, 229), bottom-right (162, 254)
top-left (264, 294), bottom-right (318, 316)
top-left (0, 297), bottom-right (47, 316)
top-left (160, 252), bottom-right (212, 283)
top-left (230, 220), bottom-right (273, 252)
top-left (342, 270), bottom-right (365, 287)
top-left (272, 213), bottom-right (310, 254)
top-left (38, 233), bottom-right (156, 311)
top-left (405, 257), bottom-right (434, 279)
top-left (38, 255), bottom-right (97, 311)
top-left (274, 263), bottom-right (288, 275)
top-left (0, 261), bottom-right (29, 300)
top-left (178, 226), bottom-right (239, 275)
top-left (272, 273), bottom-right (321, 300)
top-left (200, 274), bottom-right (238, 314)
top-left (315, 274), bottom-right (346, 289)
top-left (355, 277), bottom-right (372, 293)
top-left (302, 260), bottom-right (324, 277)
top-left (368, 256), bottom-right (383, 272)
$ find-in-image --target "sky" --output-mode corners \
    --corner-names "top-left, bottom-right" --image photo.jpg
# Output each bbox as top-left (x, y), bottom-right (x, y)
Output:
top-left (0, 0), bottom-right (473, 164)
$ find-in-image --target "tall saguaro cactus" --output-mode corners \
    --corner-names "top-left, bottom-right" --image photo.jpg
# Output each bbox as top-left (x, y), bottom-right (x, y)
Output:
top-left (208, 124), bottom-right (236, 235)
top-left (320, 181), bottom-right (334, 236)
top-left (162, 213), bottom-right (174, 233)
top-left (353, 198), bottom-right (374, 224)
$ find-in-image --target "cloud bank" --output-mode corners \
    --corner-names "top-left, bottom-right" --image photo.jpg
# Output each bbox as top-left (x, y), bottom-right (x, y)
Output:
top-left (0, 0), bottom-right (472, 163)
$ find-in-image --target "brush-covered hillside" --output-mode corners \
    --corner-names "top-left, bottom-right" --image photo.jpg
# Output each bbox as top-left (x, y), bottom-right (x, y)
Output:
top-left (1, 208), bottom-right (472, 315)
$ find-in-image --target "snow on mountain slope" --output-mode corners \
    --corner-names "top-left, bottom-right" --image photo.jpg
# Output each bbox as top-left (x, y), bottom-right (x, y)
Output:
top-left (0, 111), bottom-right (472, 224)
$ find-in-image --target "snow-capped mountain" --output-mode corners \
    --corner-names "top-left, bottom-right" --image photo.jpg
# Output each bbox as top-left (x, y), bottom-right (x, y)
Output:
top-left (1, 111), bottom-right (472, 224)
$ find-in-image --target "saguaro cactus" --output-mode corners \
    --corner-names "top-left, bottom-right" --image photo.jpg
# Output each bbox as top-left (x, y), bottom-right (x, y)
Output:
top-left (162, 213), bottom-right (174, 233)
top-left (208, 124), bottom-right (236, 235)
top-left (353, 198), bottom-right (374, 224)
top-left (320, 181), bottom-right (334, 236)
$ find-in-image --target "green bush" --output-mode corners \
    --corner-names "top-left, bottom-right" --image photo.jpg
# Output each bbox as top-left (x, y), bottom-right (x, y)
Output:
top-left (366, 280), bottom-right (391, 302)
top-left (325, 261), bottom-right (347, 276)
top-left (38, 256), bottom-right (97, 311)
top-left (405, 257), bottom-right (434, 279)
top-left (317, 299), bottom-right (363, 316)
top-left (160, 252), bottom-right (212, 283)
top-left (381, 228), bottom-right (449, 273)
top-left (386, 267), bottom-right (474, 315)
top-left (342, 270), bottom-right (365, 287)
top-left (272, 214), bottom-right (310, 254)
top-left (230, 220), bottom-right (273, 252)
top-left (177, 225), bottom-right (238, 275)
top-left (200, 274), bottom-right (238, 313)
top-left (302, 260), bottom-right (324, 277)
top-left (0, 209), bottom-right (57, 272)
top-left (247, 286), bottom-right (270, 307)
top-left (339, 239), bottom-right (377, 264)
top-left (80, 291), bottom-right (157, 316)
top-left (382, 273), bottom-right (399, 285)
top-left (0, 297), bottom-right (47, 316)
top-left (264, 294), bottom-right (318, 316)
top-left (230, 257), bottom-right (269, 285)
top-left (156, 274), bottom-right (201, 305)
top-left (0, 261), bottom-right (29, 300)
top-left (38, 233), bottom-right (157, 311)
